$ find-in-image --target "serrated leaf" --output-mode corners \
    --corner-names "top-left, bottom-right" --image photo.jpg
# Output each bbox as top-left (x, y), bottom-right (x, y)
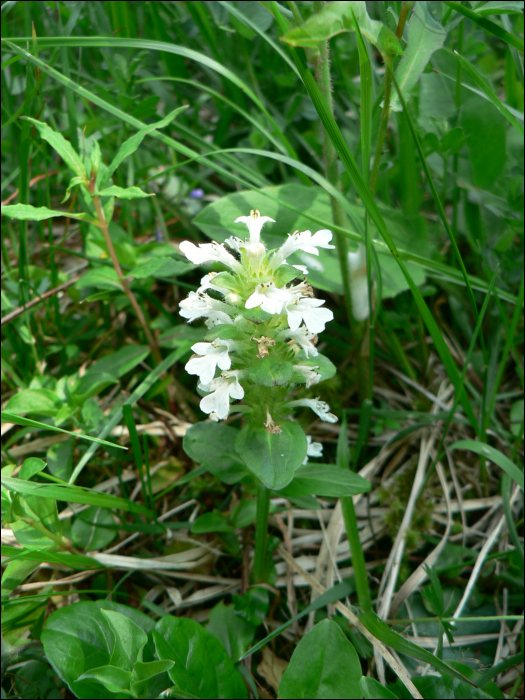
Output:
top-left (131, 257), bottom-right (195, 279)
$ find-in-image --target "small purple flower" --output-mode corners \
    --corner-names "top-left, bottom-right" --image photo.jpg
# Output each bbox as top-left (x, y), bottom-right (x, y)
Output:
top-left (189, 188), bottom-right (204, 199)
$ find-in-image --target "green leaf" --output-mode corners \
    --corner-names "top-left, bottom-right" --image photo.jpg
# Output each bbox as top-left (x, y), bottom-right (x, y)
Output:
top-left (448, 440), bottom-right (523, 490)
top-left (280, 1), bottom-right (403, 57)
top-left (389, 674), bottom-right (493, 699)
top-left (96, 185), bottom-right (154, 200)
top-left (279, 619), bottom-right (362, 699)
top-left (19, 458), bottom-right (46, 481)
top-left (279, 464), bottom-right (371, 497)
top-left (21, 116), bottom-right (87, 178)
top-left (77, 665), bottom-right (133, 695)
top-left (9, 492), bottom-right (61, 550)
top-left (360, 677), bottom-right (399, 699)
top-left (75, 267), bottom-right (122, 291)
top-left (442, 1), bottom-right (524, 54)
top-left (1, 412), bottom-right (125, 451)
top-left (41, 602), bottom-right (123, 699)
top-left (0, 203), bottom-right (96, 223)
top-left (459, 95), bottom-right (507, 190)
top-left (206, 602), bottom-right (256, 661)
top-left (1, 477), bottom-right (154, 518)
top-left (46, 439), bottom-right (73, 481)
top-left (101, 106), bottom-right (189, 188)
top-left (191, 511), bottom-right (234, 534)
top-left (249, 356), bottom-right (294, 386)
top-left (1, 544), bottom-right (103, 570)
top-left (474, 0), bottom-right (525, 16)
top-left (100, 608), bottom-right (148, 671)
top-left (72, 345), bottom-right (150, 404)
top-left (131, 257), bottom-right (195, 280)
top-left (4, 389), bottom-right (61, 417)
top-left (153, 616), bottom-right (248, 699)
top-left (130, 660), bottom-right (175, 698)
top-left (453, 50), bottom-right (524, 136)
top-left (232, 586), bottom-right (270, 626)
top-left (183, 422), bottom-right (249, 484)
top-left (71, 506), bottom-right (117, 551)
top-left (390, 1), bottom-right (447, 113)
top-left (235, 421), bottom-right (307, 490)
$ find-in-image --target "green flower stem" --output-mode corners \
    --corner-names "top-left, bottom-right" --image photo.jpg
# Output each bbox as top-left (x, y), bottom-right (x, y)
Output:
top-left (91, 191), bottom-right (162, 365)
top-left (340, 495), bottom-right (372, 613)
top-left (253, 482), bottom-right (271, 584)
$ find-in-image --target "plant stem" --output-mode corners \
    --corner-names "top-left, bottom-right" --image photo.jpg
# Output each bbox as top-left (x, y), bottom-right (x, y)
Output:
top-left (253, 482), bottom-right (270, 584)
top-left (368, 1), bottom-right (412, 195)
top-left (91, 193), bottom-right (162, 365)
top-left (312, 1), bottom-right (353, 329)
top-left (341, 495), bottom-right (372, 613)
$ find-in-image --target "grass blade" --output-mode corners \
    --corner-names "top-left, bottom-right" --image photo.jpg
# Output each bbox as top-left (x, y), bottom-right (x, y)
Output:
top-left (443, 1), bottom-right (524, 54)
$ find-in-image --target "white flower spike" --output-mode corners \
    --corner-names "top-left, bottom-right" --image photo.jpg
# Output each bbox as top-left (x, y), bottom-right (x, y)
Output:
top-left (178, 212), bottom-right (337, 433)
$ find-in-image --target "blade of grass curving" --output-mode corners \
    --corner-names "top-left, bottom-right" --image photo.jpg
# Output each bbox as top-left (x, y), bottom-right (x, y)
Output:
top-left (359, 611), bottom-right (476, 686)
top-left (448, 440), bottom-right (523, 490)
top-left (453, 50), bottom-right (523, 135)
top-left (0, 411), bottom-right (126, 450)
top-left (389, 67), bottom-right (485, 361)
top-left (3, 35), bottom-right (303, 169)
top-left (236, 7), bottom-right (480, 429)
top-left (443, 1), bottom-right (524, 54)
top-left (1, 476), bottom-right (153, 517)
top-left (69, 343), bottom-right (192, 484)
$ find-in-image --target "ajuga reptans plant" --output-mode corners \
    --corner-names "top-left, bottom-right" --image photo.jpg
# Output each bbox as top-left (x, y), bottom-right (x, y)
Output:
top-left (178, 211), bottom-right (338, 457)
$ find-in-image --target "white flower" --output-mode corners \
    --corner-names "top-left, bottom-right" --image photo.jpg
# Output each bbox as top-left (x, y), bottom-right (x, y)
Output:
top-left (348, 244), bottom-right (370, 322)
top-left (280, 326), bottom-right (318, 358)
top-left (235, 209), bottom-right (275, 243)
top-left (199, 370), bottom-right (245, 420)
top-left (271, 229), bottom-right (335, 267)
top-left (179, 240), bottom-right (243, 273)
top-left (286, 398), bottom-right (338, 423)
top-left (293, 364), bottom-right (321, 388)
top-left (292, 264), bottom-right (309, 275)
top-left (224, 236), bottom-right (244, 253)
top-left (302, 435), bottom-right (324, 464)
top-left (285, 297), bottom-right (334, 334)
top-left (198, 272), bottom-right (229, 296)
top-left (185, 339), bottom-right (235, 385)
top-left (245, 281), bottom-right (293, 315)
top-left (179, 292), bottom-right (231, 324)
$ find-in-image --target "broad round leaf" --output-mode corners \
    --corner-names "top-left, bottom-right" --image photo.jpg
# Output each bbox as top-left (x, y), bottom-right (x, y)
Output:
top-left (279, 619), bottom-right (362, 699)
top-left (235, 421), bottom-right (307, 490)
